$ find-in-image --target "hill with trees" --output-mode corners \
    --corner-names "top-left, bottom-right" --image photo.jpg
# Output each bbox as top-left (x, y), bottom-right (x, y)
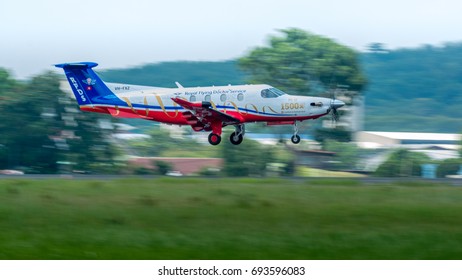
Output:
top-left (100, 60), bottom-right (245, 88)
top-left (362, 43), bottom-right (462, 133)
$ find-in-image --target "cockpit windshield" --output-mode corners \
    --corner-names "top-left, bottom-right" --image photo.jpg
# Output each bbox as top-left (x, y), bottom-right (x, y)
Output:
top-left (261, 87), bottom-right (287, 98)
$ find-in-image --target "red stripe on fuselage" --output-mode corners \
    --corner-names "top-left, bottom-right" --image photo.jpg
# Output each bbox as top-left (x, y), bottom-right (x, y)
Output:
top-left (79, 105), bottom-right (328, 125)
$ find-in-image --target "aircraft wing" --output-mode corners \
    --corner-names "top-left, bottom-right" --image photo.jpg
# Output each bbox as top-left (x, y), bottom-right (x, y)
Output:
top-left (172, 97), bottom-right (242, 130)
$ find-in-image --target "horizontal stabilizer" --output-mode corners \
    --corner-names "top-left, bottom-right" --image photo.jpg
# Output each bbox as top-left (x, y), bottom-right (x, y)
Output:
top-left (55, 62), bottom-right (98, 69)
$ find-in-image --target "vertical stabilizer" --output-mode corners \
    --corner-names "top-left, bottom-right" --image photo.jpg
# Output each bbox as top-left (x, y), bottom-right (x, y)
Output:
top-left (55, 62), bottom-right (124, 106)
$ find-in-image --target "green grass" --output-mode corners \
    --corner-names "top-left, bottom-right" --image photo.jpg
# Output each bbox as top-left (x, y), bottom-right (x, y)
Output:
top-left (0, 178), bottom-right (462, 259)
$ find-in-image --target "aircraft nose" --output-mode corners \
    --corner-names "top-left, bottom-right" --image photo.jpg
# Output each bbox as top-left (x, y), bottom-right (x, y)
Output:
top-left (331, 99), bottom-right (345, 109)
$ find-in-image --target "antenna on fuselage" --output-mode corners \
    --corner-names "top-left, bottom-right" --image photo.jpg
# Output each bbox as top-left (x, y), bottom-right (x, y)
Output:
top-left (175, 82), bottom-right (184, 88)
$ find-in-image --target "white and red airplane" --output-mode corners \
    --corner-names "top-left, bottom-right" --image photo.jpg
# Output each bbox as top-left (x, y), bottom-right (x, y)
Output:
top-left (56, 62), bottom-right (344, 145)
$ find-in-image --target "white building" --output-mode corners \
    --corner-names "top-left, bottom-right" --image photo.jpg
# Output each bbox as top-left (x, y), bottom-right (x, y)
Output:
top-left (356, 131), bottom-right (460, 151)
top-left (355, 131), bottom-right (461, 171)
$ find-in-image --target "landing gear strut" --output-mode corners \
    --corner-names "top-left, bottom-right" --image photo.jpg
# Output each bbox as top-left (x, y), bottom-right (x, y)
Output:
top-left (207, 120), bottom-right (222, 145)
top-left (291, 122), bottom-right (301, 144)
top-left (230, 124), bottom-right (245, 145)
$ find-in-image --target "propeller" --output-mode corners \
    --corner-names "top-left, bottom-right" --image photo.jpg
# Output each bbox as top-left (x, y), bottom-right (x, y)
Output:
top-left (324, 80), bottom-right (346, 125)
top-left (328, 90), bottom-right (345, 124)
top-left (325, 72), bottom-right (347, 124)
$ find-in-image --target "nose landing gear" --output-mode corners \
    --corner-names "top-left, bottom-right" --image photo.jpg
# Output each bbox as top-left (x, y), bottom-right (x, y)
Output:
top-left (291, 122), bottom-right (301, 144)
top-left (291, 134), bottom-right (301, 144)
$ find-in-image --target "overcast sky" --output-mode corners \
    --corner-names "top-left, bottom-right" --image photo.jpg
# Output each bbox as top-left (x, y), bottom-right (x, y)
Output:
top-left (2, 0), bottom-right (462, 79)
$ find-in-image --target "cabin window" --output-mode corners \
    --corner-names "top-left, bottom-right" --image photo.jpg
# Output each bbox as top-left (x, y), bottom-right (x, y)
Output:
top-left (220, 94), bottom-right (227, 102)
top-left (190, 95), bottom-right (196, 102)
top-left (237, 93), bottom-right (244, 101)
top-left (204, 95), bottom-right (211, 102)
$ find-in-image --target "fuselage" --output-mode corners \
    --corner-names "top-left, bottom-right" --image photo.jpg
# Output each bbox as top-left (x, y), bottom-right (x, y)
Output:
top-left (55, 62), bottom-right (345, 145)
top-left (83, 83), bottom-right (333, 125)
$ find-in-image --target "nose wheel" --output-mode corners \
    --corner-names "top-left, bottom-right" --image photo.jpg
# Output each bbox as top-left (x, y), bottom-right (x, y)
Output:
top-left (291, 122), bottom-right (301, 144)
top-left (291, 134), bottom-right (301, 144)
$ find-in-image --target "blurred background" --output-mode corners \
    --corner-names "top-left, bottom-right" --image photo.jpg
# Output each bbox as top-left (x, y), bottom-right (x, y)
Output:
top-left (1, 0), bottom-right (461, 179)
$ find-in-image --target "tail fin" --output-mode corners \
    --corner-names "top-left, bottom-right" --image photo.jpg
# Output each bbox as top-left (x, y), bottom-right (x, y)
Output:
top-left (55, 62), bottom-right (124, 106)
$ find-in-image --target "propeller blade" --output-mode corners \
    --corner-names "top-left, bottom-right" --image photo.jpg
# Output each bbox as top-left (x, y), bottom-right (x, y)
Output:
top-left (329, 99), bottom-right (344, 124)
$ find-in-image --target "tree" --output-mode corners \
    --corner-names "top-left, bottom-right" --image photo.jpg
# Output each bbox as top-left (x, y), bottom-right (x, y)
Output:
top-left (374, 149), bottom-right (431, 177)
top-left (436, 158), bottom-right (462, 178)
top-left (459, 133), bottom-right (462, 158)
top-left (154, 161), bottom-right (172, 175)
top-left (0, 69), bottom-right (23, 169)
top-left (323, 140), bottom-right (361, 170)
top-left (367, 42), bottom-right (389, 53)
top-left (126, 128), bottom-right (178, 157)
top-left (65, 112), bottom-right (120, 173)
top-left (238, 28), bottom-right (366, 96)
top-left (0, 71), bottom-right (62, 172)
top-left (221, 139), bottom-right (274, 176)
top-left (0, 70), bottom-right (121, 173)
top-left (314, 127), bottom-right (352, 143)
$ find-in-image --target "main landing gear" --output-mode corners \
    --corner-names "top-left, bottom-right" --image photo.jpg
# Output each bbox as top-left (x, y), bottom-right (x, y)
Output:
top-left (207, 124), bottom-right (245, 145)
top-left (205, 121), bottom-right (222, 146)
top-left (207, 120), bottom-right (223, 146)
top-left (208, 133), bottom-right (221, 145)
top-left (291, 122), bottom-right (301, 144)
top-left (206, 122), bottom-right (301, 145)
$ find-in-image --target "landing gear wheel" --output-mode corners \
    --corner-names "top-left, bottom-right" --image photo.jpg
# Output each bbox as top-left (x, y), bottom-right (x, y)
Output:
top-left (229, 132), bottom-right (244, 145)
top-left (208, 133), bottom-right (221, 145)
top-left (291, 134), bottom-right (301, 144)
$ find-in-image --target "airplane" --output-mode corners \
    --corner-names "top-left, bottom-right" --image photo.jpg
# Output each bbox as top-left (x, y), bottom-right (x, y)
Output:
top-left (55, 62), bottom-right (345, 145)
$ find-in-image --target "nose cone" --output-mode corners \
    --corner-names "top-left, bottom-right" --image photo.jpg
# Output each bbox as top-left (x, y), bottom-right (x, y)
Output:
top-left (331, 99), bottom-right (345, 109)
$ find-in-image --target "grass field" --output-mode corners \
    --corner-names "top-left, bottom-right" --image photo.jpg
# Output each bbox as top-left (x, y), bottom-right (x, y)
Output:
top-left (0, 177), bottom-right (462, 260)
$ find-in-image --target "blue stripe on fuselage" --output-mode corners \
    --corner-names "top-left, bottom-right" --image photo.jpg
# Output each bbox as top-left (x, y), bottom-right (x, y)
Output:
top-left (94, 103), bottom-right (290, 117)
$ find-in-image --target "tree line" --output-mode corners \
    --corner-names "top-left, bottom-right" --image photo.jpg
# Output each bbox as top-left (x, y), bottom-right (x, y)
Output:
top-left (0, 70), bottom-right (120, 173)
top-left (363, 42), bottom-right (462, 132)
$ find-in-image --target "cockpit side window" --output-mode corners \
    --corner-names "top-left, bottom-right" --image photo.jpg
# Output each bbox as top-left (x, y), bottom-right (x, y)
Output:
top-left (269, 87), bottom-right (286, 96)
top-left (261, 89), bottom-right (275, 98)
top-left (261, 87), bottom-right (286, 98)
